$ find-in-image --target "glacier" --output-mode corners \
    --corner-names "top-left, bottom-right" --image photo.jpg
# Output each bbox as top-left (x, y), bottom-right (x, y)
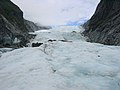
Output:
top-left (0, 26), bottom-right (120, 90)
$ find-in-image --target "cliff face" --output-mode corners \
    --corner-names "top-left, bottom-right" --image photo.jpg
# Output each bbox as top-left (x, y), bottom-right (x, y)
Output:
top-left (83, 0), bottom-right (120, 45)
top-left (0, 0), bottom-right (39, 48)
top-left (0, 0), bottom-right (28, 47)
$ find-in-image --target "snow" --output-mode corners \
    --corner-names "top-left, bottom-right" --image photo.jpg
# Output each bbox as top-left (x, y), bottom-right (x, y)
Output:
top-left (0, 26), bottom-right (120, 90)
top-left (0, 48), bottom-right (14, 57)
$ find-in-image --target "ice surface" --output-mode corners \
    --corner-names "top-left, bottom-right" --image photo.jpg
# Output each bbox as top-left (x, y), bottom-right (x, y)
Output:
top-left (0, 26), bottom-right (120, 90)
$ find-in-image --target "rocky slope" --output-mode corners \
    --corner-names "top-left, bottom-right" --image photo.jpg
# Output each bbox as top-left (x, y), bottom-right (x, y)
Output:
top-left (83, 0), bottom-right (120, 45)
top-left (0, 0), bottom-right (43, 48)
top-left (24, 20), bottom-right (52, 32)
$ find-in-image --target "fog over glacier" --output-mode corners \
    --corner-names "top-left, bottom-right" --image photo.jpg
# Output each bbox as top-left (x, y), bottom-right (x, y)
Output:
top-left (12, 0), bottom-right (100, 26)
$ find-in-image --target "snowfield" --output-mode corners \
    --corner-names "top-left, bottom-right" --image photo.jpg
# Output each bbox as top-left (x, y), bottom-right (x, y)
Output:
top-left (0, 26), bottom-right (120, 90)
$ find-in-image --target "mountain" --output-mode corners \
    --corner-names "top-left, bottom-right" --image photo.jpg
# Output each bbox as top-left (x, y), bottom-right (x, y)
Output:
top-left (83, 0), bottom-right (120, 45)
top-left (0, 0), bottom-right (47, 48)
top-left (24, 20), bottom-right (52, 32)
top-left (66, 18), bottom-right (88, 26)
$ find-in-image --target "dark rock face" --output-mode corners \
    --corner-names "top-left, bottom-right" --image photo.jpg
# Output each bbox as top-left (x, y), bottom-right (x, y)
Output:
top-left (0, 0), bottom-right (39, 48)
top-left (32, 42), bottom-right (43, 47)
top-left (0, 0), bottom-right (28, 47)
top-left (83, 0), bottom-right (120, 45)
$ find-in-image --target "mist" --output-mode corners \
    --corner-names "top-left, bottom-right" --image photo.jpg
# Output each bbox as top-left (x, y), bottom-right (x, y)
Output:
top-left (12, 0), bottom-right (100, 26)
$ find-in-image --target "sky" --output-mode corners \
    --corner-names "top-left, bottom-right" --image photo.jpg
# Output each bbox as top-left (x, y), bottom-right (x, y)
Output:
top-left (12, 0), bottom-right (100, 26)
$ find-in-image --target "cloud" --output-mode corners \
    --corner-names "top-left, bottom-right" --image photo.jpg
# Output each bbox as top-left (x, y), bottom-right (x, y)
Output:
top-left (12, 0), bottom-right (100, 26)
